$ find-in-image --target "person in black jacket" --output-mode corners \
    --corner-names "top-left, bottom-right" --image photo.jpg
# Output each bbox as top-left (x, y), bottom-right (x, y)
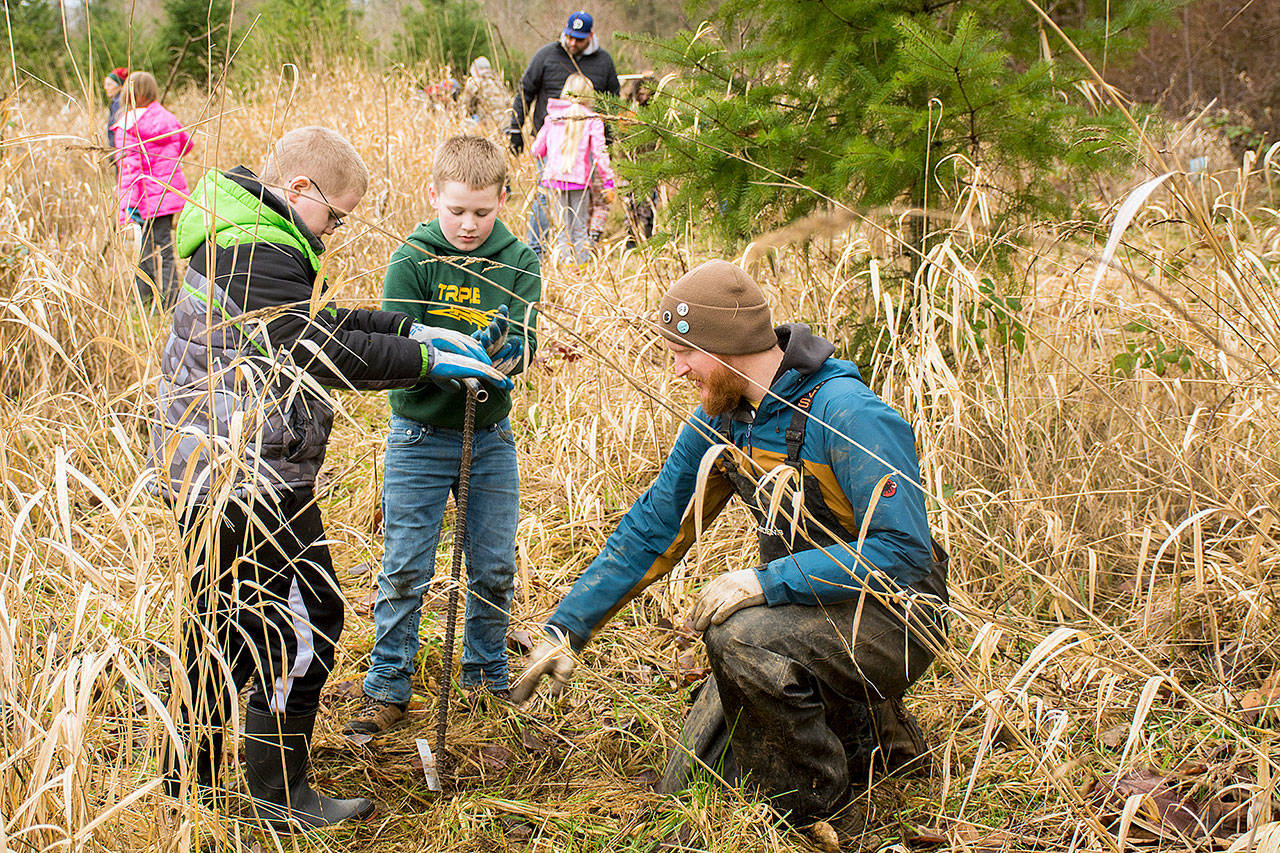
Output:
top-left (509, 10), bottom-right (620, 254)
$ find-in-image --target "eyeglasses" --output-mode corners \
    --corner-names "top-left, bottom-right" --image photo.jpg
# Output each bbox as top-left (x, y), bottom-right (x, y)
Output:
top-left (310, 178), bottom-right (345, 230)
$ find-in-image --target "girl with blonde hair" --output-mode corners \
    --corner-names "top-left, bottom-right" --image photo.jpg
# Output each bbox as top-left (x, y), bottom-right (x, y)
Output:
top-left (530, 73), bottom-right (614, 263)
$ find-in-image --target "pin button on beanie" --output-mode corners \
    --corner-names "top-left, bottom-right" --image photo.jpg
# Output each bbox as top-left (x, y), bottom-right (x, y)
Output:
top-left (657, 260), bottom-right (776, 354)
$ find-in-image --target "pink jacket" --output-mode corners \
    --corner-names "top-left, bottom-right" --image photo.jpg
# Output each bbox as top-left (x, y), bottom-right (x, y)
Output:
top-left (531, 97), bottom-right (614, 191)
top-left (113, 102), bottom-right (192, 223)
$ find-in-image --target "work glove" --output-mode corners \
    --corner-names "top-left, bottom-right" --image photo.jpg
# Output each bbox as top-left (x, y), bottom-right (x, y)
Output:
top-left (507, 128), bottom-right (524, 156)
top-left (509, 627), bottom-right (576, 706)
top-left (689, 568), bottom-right (766, 632)
top-left (491, 338), bottom-right (523, 375)
top-left (410, 322), bottom-right (489, 361)
top-left (422, 343), bottom-right (513, 391)
top-left (602, 187), bottom-right (615, 205)
top-left (125, 206), bottom-right (144, 226)
top-left (471, 305), bottom-right (509, 356)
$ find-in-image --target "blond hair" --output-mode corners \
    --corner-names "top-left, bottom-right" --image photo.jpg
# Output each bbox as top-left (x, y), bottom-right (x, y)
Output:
top-left (431, 134), bottom-right (507, 191)
top-left (556, 74), bottom-right (596, 168)
top-left (260, 126), bottom-right (369, 199)
top-left (122, 71), bottom-right (159, 109)
top-left (560, 73), bottom-right (594, 100)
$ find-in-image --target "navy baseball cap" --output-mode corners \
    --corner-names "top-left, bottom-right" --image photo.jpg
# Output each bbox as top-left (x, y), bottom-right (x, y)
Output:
top-left (564, 11), bottom-right (593, 38)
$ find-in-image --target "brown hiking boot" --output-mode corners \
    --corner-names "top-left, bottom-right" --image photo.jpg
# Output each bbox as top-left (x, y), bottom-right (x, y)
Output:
top-left (342, 697), bottom-right (406, 737)
top-left (873, 697), bottom-right (931, 776)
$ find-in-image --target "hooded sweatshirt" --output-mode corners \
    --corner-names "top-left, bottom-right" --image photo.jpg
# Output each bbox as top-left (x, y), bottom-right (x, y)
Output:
top-left (548, 324), bottom-right (940, 648)
top-left (383, 217), bottom-right (541, 430)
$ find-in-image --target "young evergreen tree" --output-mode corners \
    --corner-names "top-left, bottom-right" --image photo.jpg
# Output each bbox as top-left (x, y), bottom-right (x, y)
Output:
top-left (156, 0), bottom-right (235, 90)
top-left (619, 0), bottom-right (1174, 246)
top-left (1, 0), bottom-right (71, 88)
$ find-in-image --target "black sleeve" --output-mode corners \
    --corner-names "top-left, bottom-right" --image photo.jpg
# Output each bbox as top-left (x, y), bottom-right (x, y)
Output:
top-left (212, 241), bottom-right (424, 391)
top-left (332, 306), bottom-right (413, 337)
top-left (512, 52), bottom-right (543, 132)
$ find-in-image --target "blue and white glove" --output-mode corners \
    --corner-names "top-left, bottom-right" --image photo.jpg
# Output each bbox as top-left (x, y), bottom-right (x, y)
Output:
top-left (471, 305), bottom-right (509, 356)
top-left (410, 322), bottom-right (488, 361)
top-left (491, 338), bottom-right (524, 375)
top-left (125, 206), bottom-right (144, 226)
top-left (423, 344), bottom-right (513, 391)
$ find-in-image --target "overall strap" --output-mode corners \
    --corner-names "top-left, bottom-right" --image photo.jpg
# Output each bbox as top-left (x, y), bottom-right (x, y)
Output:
top-left (785, 379), bottom-right (831, 469)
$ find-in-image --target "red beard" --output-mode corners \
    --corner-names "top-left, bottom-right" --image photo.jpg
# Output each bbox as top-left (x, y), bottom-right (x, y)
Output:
top-left (700, 363), bottom-right (748, 416)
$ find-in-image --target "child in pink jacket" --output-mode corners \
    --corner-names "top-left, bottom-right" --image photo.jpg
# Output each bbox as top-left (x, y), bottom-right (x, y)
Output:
top-left (112, 71), bottom-right (192, 309)
top-left (530, 73), bottom-right (613, 264)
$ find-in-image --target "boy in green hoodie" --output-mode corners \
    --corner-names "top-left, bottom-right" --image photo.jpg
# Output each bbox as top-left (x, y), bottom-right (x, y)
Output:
top-left (346, 135), bottom-right (541, 735)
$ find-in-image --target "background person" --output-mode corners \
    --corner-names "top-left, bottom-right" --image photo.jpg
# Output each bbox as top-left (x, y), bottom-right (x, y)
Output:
top-left (111, 70), bottom-right (191, 309)
top-left (508, 10), bottom-right (620, 255)
top-left (511, 260), bottom-right (950, 822)
top-left (529, 73), bottom-right (613, 264)
top-left (103, 67), bottom-right (128, 150)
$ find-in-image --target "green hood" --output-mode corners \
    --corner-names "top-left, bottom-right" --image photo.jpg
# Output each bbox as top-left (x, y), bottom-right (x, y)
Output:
top-left (405, 217), bottom-right (519, 261)
top-left (176, 167), bottom-right (323, 272)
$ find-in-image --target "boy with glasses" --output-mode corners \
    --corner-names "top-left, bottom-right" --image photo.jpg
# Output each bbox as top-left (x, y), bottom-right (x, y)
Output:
top-left (151, 125), bottom-right (510, 831)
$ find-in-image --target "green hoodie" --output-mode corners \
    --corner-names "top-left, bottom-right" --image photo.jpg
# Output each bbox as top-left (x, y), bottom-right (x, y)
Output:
top-left (383, 217), bottom-right (541, 429)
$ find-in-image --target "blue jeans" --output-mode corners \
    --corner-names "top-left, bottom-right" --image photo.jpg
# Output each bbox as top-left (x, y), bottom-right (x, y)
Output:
top-left (363, 415), bottom-right (519, 704)
top-left (527, 156), bottom-right (550, 255)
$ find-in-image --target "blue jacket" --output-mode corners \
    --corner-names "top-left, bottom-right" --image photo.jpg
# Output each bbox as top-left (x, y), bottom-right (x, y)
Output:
top-left (550, 324), bottom-right (937, 647)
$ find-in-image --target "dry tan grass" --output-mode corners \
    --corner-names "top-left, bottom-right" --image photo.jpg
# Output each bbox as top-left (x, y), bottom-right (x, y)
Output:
top-left (5, 66), bottom-right (1280, 853)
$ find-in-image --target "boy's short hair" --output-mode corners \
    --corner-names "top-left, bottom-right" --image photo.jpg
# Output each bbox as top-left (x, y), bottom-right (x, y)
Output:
top-left (432, 135), bottom-right (507, 192)
top-left (123, 71), bottom-right (159, 108)
top-left (261, 126), bottom-right (369, 199)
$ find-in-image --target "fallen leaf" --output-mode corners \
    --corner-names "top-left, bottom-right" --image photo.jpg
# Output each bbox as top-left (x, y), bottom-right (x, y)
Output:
top-left (1101, 724), bottom-right (1129, 749)
top-left (479, 744), bottom-right (517, 773)
top-left (907, 829), bottom-right (947, 847)
top-left (345, 732), bottom-right (373, 747)
top-left (809, 820), bottom-right (839, 853)
top-left (1240, 672), bottom-right (1280, 723)
top-left (631, 768), bottom-right (660, 790)
top-left (327, 679), bottom-right (363, 700)
top-left (357, 591), bottom-right (377, 615)
top-left (349, 561), bottom-right (374, 576)
top-left (520, 728), bottom-right (550, 752)
top-left (507, 629), bottom-right (535, 653)
top-left (503, 820), bottom-right (532, 842)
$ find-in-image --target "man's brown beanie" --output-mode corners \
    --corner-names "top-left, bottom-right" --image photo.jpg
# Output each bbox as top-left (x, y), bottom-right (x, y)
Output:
top-left (657, 260), bottom-right (776, 354)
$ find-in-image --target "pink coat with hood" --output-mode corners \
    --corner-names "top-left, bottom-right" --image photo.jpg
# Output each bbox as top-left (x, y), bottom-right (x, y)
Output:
top-left (113, 102), bottom-right (192, 223)
top-left (531, 97), bottom-right (614, 191)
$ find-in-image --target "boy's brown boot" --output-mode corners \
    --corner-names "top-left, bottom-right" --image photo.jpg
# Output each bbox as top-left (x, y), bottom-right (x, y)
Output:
top-left (342, 696), bottom-right (407, 737)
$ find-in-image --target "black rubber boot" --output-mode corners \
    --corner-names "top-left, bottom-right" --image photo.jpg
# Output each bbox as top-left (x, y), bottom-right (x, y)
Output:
top-left (243, 708), bottom-right (374, 832)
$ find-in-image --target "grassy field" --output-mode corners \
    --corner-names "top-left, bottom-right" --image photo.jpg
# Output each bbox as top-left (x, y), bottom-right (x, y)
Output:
top-left (3, 69), bottom-right (1280, 852)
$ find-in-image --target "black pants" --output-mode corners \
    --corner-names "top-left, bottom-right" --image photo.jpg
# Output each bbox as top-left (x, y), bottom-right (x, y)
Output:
top-left (138, 213), bottom-right (178, 309)
top-left (672, 559), bottom-right (948, 818)
top-left (172, 488), bottom-right (345, 780)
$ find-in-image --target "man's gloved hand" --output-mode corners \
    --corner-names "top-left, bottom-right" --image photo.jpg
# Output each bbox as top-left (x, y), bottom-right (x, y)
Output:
top-left (602, 187), bottom-right (615, 205)
top-left (410, 322), bottom-right (489, 361)
top-left (507, 128), bottom-right (524, 156)
top-left (472, 305), bottom-right (509, 356)
top-left (509, 628), bottom-right (576, 706)
top-left (423, 343), bottom-right (514, 391)
top-left (126, 206), bottom-right (144, 226)
top-left (690, 568), bottom-right (766, 632)
top-left (491, 338), bottom-right (524, 375)
top-left (588, 228), bottom-right (603, 244)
